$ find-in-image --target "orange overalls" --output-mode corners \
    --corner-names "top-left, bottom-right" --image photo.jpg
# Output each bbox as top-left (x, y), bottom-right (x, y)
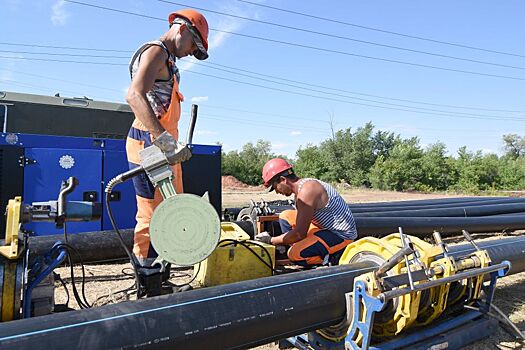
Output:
top-left (279, 209), bottom-right (353, 266)
top-left (126, 80), bottom-right (184, 266)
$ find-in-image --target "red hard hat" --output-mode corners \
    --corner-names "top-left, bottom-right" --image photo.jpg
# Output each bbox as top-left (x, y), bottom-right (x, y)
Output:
top-left (168, 9), bottom-right (209, 60)
top-left (262, 158), bottom-right (293, 187)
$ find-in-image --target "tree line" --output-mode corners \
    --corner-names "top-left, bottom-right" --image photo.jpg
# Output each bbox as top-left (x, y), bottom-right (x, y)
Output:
top-left (221, 122), bottom-right (525, 193)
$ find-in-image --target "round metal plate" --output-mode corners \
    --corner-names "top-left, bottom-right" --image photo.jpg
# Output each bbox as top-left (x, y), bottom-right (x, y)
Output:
top-left (150, 194), bottom-right (220, 266)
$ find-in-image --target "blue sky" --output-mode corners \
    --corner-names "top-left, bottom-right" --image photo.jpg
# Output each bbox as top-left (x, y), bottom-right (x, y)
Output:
top-left (1, 0), bottom-right (524, 158)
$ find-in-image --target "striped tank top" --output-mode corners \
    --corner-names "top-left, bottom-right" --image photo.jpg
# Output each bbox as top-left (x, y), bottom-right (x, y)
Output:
top-left (298, 178), bottom-right (358, 240)
top-left (129, 40), bottom-right (180, 118)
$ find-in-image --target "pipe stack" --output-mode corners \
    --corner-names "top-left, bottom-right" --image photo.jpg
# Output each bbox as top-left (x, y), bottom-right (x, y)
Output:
top-left (227, 196), bottom-right (525, 237)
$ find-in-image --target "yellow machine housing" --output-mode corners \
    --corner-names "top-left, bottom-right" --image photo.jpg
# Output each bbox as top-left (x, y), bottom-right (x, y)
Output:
top-left (194, 222), bottom-right (275, 287)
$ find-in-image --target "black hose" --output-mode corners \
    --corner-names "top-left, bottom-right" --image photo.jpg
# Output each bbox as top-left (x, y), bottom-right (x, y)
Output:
top-left (104, 190), bottom-right (143, 297)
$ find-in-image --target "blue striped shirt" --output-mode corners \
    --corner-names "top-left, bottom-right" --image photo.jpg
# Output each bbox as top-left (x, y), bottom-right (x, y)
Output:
top-left (298, 178), bottom-right (357, 240)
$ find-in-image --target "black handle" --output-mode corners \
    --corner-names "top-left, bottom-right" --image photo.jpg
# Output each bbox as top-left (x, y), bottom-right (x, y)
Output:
top-left (186, 104), bottom-right (198, 145)
top-left (119, 166), bottom-right (146, 182)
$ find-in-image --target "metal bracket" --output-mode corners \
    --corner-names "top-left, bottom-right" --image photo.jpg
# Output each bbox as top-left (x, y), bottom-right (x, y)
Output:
top-left (138, 145), bottom-right (173, 190)
top-left (345, 280), bottom-right (385, 350)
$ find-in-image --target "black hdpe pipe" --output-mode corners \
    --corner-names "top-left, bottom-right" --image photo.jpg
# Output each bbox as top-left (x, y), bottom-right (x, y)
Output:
top-left (354, 203), bottom-right (525, 218)
top-left (348, 196), bottom-right (503, 208)
top-left (4, 237), bottom-right (525, 350)
top-left (349, 198), bottom-right (525, 213)
top-left (0, 262), bottom-right (377, 350)
top-left (28, 229), bottom-right (134, 264)
top-left (354, 215), bottom-right (525, 237)
top-left (233, 216), bottom-right (525, 239)
top-left (28, 215), bottom-right (525, 264)
top-left (226, 198), bottom-right (525, 218)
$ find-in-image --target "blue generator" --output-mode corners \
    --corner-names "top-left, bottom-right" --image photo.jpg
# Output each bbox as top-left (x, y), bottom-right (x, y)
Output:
top-left (0, 133), bottom-right (221, 236)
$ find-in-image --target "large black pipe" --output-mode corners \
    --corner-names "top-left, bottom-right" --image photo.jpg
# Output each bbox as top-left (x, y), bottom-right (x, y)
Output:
top-left (354, 203), bottom-right (525, 217)
top-left (0, 262), bottom-right (377, 350)
top-left (28, 215), bottom-right (525, 264)
top-left (447, 236), bottom-right (525, 275)
top-left (226, 198), bottom-right (525, 218)
top-left (348, 196), bottom-right (502, 208)
top-left (28, 229), bottom-right (134, 264)
top-left (354, 216), bottom-right (525, 237)
top-left (3, 237), bottom-right (525, 350)
top-left (349, 198), bottom-right (525, 213)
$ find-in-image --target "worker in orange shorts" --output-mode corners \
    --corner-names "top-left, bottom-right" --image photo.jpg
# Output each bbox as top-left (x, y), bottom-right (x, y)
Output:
top-left (125, 9), bottom-right (209, 267)
top-left (255, 158), bottom-right (358, 266)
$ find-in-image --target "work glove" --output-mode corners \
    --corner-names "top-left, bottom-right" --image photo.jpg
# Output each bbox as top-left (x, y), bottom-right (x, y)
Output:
top-left (276, 245), bottom-right (287, 255)
top-left (153, 131), bottom-right (192, 165)
top-left (254, 231), bottom-right (272, 244)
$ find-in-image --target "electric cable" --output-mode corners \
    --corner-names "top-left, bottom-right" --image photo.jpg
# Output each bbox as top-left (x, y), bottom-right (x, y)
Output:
top-left (53, 243), bottom-right (92, 309)
top-left (218, 239), bottom-right (276, 274)
top-left (2, 52), bottom-right (524, 120)
top-left (53, 272), bottom-right (70, 309)
top-left (62, 1), bottom-right (525, 81)
top-left (1, 43), bottom-right (523, 113)
top-left (198, 62), bottom-right (524, 114)
top-left (237, 0), bottom-right (525, 59)
top-left (187, 71), bottom-right (525, 122)
top-left (104, 188), bottom-right (143, 298)
top-left (159, 0), bottom-right (525, 71)
top-left (194, 62), bottom-right (525, 120)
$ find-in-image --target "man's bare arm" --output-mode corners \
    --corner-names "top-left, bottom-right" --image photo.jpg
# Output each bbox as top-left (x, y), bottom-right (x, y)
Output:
top-left (126, 46), bottom-right (169, 138)
top-left (270, 182), bottom-right (319, 245)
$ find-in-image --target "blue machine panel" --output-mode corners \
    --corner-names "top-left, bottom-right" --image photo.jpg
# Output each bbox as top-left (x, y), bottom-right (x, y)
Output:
top-left (23, 148), bottom-right (103, 235)
top-left (102, 150), bottom-right (137, 230)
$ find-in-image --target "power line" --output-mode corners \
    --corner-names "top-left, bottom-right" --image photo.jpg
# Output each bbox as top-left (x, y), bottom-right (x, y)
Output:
top-left (0, 55), bottom-right (127, 66)
top-left (200, 62), bottom-right (524, 114)
top-left (200, 105), bottom-right (522, 135)
top-left (158, 0), bottom-right (525, 71)
top-left (2, 41), bottom-right (522, 113)
top-left (195, 62), bottom-right (522, 119)
top-left (237, 0), bottom-right (525, 59)
top-left (0, 41), bottom-right (132, 53)
top-left (185, 70), bottom-right (525, 122)
top-left (0, 49), bottom-right (128, 59)
top-left (3, 54), bottom-right (525, 122)
top-left (0, 68), bottom-right (125, 94)
top-left (217, 30), bottom-right (525, 81)
top-left (63, 1), bottom-right (525, 81)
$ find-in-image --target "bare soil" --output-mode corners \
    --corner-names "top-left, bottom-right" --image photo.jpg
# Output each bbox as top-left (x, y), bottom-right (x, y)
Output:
top-left (53, 179), bottom-right (525, 349)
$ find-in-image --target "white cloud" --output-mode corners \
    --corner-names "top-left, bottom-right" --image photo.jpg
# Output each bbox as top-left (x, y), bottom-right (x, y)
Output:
top-left (191, 96), bottom-right (209, 103)
top-left (481, 148), bottom-right (496, 155)
top-left (179, 1), bottom-right (264, 72)
top-left (195, 130), bottom-right (217, 136)
top-left (0, 61), bottom-right (15, 81)
top-left (290, 131), bottom-right (302, 136)
top-left (271, 142), bottom-right (288, 150)
top-left (51, 0), bottom-right (69, 26)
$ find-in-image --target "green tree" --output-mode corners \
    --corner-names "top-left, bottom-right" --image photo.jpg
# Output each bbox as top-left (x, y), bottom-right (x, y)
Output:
top-left (502, 134), bottom-right (525, 159)
top-left (369, 137), bottom-right (424, 191)
top-left (420, 142), bottom-right (456, 190)
top-left (222, 140), bottom-right (275, 185)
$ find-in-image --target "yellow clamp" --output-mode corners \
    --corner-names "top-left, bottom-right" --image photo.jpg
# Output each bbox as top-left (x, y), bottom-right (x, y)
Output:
top-left (0, 197), bottom-right (23, 260)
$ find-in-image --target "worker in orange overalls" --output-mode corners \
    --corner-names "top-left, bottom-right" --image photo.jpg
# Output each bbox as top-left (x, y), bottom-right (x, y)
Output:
top-left (256, 158), bottom-right (358, 266)
top-left (125, 9), bottom-right (209, 267)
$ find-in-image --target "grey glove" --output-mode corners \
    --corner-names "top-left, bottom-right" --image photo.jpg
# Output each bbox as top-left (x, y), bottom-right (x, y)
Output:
top-left (153, 131), bottom-right (192, 165)
top-left (254, 231), bottom-right (272, 244)
top-left (276, 245), bottom-right (287, 255)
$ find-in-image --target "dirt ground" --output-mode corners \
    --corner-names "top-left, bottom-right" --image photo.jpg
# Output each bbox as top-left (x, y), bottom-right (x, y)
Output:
top-left (53, 182), bottom-right (525, 349)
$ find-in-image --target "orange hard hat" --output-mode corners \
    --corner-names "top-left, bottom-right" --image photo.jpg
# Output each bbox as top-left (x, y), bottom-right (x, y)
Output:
top-left (262, 158), bottom-right (293, 188)
top-left (168, 9), bottom-right (209, 60)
